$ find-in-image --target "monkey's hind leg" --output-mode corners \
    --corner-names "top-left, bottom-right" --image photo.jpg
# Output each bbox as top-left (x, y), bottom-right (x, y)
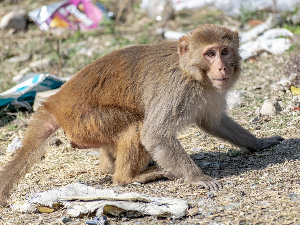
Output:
top-left (0, 107), bottom-right (59, 207)
top-left (99, 145), bottom-right (115, 174)
top-left (113, 123), bottom-right (170, 185)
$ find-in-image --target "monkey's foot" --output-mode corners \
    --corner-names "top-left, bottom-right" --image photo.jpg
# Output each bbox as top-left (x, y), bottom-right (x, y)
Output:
top-left (185, 174), bottom-right (221, 191)
top-left (258, 136), bottom-right (284, 151)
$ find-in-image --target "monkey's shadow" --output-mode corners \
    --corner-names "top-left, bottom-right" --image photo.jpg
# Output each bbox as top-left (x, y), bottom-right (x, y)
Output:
top-left (190, 138), bottom-right (300, 179)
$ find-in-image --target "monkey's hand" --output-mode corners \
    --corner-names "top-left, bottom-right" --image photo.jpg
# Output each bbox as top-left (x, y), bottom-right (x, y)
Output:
top-left (185, 174), bottom-right (221, 191)
top-left (257, 136), bottom-right (284, 151)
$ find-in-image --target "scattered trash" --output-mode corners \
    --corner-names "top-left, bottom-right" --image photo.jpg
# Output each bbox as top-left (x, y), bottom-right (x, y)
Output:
top-left (141, 0), bottom-right (299, 17)
top-left (239, 14), bottom-right (293, 59)
top-left (161, 13), bottom-right (292, 58)
top-left (240, 14), bottom-right (284, 43)
top-left (29, 0), bottom-right (106, 31)
top-left (86, 216), bottom-right (107, 225)
top-left (271, 73), bottom-right (298, 92)
top-left (7, 137), bottom-right (22, 153)
top-left (291, 86), bottom-right (300, 95)
top-left (163, 30), bottom-right (185, 39)
top-left (144, 0), bottom-right (174, 22)
top-left (259, 100), bottom-right (281, 116)
top-left (0, 10), bottom-right (27, 31)
top-left (12, 183), bottom-right (188, 219)
top-left (0, 74), bottom-right (66, 108)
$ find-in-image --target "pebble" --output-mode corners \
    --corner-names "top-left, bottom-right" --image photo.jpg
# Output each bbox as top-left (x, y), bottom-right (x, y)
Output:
top-left (187, 207), bottom-right (199, 216)
top-left (49, 138), bottom-right (63, 147)
top-left (61, 217), bottom-right (71, 223)
top-left (86, 216), bottom-right (107, 225)
top-left (260, 100), bottom-right (281, 116)
top-left (207, 192), bottom-right (215, 199)
top-left (7, 137), bottom-right (22, 153)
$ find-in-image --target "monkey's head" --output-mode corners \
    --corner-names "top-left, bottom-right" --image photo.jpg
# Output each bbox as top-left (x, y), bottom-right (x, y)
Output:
top-left (178, 24), bottom-right (242, 91)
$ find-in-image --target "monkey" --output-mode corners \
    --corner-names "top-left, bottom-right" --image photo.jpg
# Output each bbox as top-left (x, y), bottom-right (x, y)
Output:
top-left (0, 24), bottom-right (283, 207)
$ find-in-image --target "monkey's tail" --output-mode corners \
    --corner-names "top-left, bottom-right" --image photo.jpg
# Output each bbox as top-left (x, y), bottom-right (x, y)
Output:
top-left (0, 107), bottom-right (59, 206)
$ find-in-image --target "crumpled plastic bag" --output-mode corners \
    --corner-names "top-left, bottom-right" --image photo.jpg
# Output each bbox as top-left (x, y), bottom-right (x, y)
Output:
top-left (29, 0), bottom-right (104, 30)
top-left (0, 74), bottom-right (65, 107)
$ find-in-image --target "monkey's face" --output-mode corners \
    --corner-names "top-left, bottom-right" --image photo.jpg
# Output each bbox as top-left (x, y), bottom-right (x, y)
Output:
top-left (202, 44), bottom-right (240, 90)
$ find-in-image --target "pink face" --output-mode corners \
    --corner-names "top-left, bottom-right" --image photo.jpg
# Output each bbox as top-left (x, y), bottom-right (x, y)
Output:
top-left (203, 45), bottom-right (236, 88)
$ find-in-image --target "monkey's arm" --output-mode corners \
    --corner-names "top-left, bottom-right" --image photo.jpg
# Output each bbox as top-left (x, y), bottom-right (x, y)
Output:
top-left (200, 113), bottom-right (283, 152)
top-left (141, 115), bottom-right (221, 191)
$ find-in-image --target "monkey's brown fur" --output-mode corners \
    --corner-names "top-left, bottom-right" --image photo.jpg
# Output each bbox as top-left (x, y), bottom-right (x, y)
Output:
top-left (0, 24), bottom-right (283, 207)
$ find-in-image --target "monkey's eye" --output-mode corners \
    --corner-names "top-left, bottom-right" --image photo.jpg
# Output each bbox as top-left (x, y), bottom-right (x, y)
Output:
top-left (206, 51), bottom-right (215, 57)
top-left (221, 49), bottom-right (228, 55)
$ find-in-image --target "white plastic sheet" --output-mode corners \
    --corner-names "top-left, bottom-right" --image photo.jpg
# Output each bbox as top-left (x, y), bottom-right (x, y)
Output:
top-left (12, 183), bottom-right (188, 219)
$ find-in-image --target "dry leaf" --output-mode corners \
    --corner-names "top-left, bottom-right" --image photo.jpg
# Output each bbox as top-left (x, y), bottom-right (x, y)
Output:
top-left (291, 86), bottom-right (300, 95)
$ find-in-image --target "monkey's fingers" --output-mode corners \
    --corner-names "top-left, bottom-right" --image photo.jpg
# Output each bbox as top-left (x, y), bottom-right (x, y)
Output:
top-left (192, 175), bottom-right (222, 191)
top-left (196, 180), bottom-right (221, 191)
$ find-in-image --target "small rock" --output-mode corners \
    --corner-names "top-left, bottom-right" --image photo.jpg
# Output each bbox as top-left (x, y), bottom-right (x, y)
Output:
top-left (49, 138), bottom-right (63, 147)
top-left (271, 78), bottom-right (292, 91)
top-left (187, 207), bottom-right (199, 216)
top-left (207, 192), bottom-right (215, 199)
top-left (0, 10), bottom-right (27, 31)
top-left (7, 137), bottom-right (22, 153)
top-left (86, 216), bottom-right (107, 225)
top-left (260, 100), bottom-right (281, 116)
top-left (289, 72), bottom-right (298, 81)
top-left (61, 217), bottom-right (71, 224)
top-left (214, 216), bottom-right (223, 222)
top-left (190, 147), bottom-right (202, 153)
top-left (287, 193), bottom-right (298, 199)
top-left (250, 117), bottom-right (259, 123)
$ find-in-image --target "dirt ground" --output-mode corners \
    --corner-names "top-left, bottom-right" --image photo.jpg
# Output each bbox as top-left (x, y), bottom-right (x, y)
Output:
top-left (0, 0), bottom-right (300, 224)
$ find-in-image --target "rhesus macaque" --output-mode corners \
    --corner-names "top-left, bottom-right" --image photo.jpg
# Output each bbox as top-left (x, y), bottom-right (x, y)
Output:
top-left (0, 24), bottom-right (283, 207)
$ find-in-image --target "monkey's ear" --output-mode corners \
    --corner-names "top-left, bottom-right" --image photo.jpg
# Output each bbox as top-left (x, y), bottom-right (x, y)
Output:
top-left (179, 36), bottom-right (189, 55)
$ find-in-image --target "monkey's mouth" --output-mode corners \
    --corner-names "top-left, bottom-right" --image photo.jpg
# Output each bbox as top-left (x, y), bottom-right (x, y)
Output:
top-left (213, 78), bottom-right (228, 83)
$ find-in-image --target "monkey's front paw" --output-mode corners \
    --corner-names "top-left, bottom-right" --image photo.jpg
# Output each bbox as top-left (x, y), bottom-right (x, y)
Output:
top-left (185, 174), bottom-right (221, 191)
top-left (258, 136), bottom-right (284, 151)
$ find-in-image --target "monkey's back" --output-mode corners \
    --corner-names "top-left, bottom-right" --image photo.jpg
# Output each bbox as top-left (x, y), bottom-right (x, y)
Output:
top-left (43, 41), bottom-right (181, 145)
